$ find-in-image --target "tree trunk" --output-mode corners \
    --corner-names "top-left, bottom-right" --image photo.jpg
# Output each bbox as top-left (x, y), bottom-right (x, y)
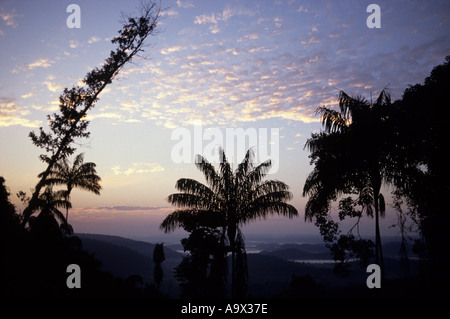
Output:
top-left (231, 249), bottom-right (236, 298)
top-left (372, 174), bottom-right (384, 279)
top-left (228, 225), bottom-right (237, 298)
top-left (65, 188), bottom-right (72, 223)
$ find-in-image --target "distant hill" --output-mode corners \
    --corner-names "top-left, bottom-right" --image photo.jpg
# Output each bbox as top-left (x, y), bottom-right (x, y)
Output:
top-left (75, 233), bottom-right (183, 297)
top-left (79, 237), bottom-right (154, 281)
top-left (259, 241), bottom-right (419, 261)
top-left (382, 241), bottom-right (417, 258)
top-left (260, 243), bottom-right (332, 260)
top-left (77, 233), bottom-right (181, 260)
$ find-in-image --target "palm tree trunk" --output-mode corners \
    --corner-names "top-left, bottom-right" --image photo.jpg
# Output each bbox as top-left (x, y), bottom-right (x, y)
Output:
top-left (65, 190), bottom-right (71, 223)
top-left (372, 174), bottom-right (385, 279)
top-left (227, 224), bottom-right (237, 298)
top-left (374, 199), bottom-right (384, 274)
top-left (231, 249), bottom-right (236, 298)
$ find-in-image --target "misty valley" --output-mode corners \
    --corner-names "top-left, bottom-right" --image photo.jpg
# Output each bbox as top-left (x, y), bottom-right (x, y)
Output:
top-left (74, 233), bottom-right (421, 298)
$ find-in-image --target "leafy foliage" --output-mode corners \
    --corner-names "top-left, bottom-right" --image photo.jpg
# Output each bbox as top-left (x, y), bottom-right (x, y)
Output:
top-left (389, 56), bottom-right (450, 290)
top-left (303, 88), bottom-right (395, 274)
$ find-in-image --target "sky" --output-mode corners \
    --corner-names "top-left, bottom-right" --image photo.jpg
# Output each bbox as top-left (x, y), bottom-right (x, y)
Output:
top-left (0, 0), bottom-right (449, 242)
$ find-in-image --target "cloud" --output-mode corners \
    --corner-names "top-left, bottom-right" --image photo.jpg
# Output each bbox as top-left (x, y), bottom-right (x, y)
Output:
top-left (68, 206), bottom-right (175, 234)
top-left (0, 97), bottom-right (41, 127)
top-left (84, 0), bottom-right (448, 133)
top-left (21, 91), bottom-right (36, 99)
top-left (13, 58), bottom-right (54, 73)
top-left (297, 5), bottom-right (308, 13)
top-left (162, 8), bottom-right (179, 17)
top-left (0, 9), bottom-right (22, 28)
top-left (69, 40), bottom-right (80, 49)
top-left (273, 17), bottom-right (282, 28)
top-left (120, 99), bottom-right (141, 114)
top-left (0, 116), bottom-right (40, 128)
top-left (176, 0), bottom-right (194, 9)
top-left (238, 32), bottom-right (259, 42)
top-left (222, 5), bottom-right (256, 21)
top-left (301, 36), bottom-right (320, 46)
top-left (96, 206), bottom-right (169, 211)
top-left (194, 13), bottom-right (219, 25)
top-left (87, 112), bottom-right (122, 121)
top-left (111, 162), bottom-right (165, 176)
top-left (160, 45), bottom-right (183, 55)
top-left (43, 81), bottom-right (63, 93)
top-left (29, 58), bottom-right (53, 69)
top-left (194, 5), bottom-right (256, 25)
top-left (88, 36), bottom-right (101, 44)
top-left (261, 108), bottom-right (320, 124)
top-left (209, 24), bottom-right (220, 34)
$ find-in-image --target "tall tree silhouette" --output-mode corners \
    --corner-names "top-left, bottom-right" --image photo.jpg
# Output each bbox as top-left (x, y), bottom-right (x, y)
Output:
top-left (21, 2), bottom-right (161, 226)
top-left (153, 243), bottom-right (165, 290)
top-left (41, 153), bottom-right (101, 223)
top-left (303, 89), bottom-right (396, 276)
top-left (390, 56), bottom-right (450, 294)
top-left (161, 147), bottom-right (298, 298)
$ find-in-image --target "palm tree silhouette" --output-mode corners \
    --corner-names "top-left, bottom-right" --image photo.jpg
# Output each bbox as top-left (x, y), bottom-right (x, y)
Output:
top-left (303, 89), bottom-right (394, 276)
top-left (40, 153), bottom-right (101, 223)
top-left (29, 187), bottom-right (72, 235)
top-left (161, 147), bottom-right (298, 298)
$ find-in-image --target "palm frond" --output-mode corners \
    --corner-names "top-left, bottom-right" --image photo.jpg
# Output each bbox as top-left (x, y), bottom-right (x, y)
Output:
top-left (304, 132), bottom-right (331, 154)
top-left (316, 107), bottom-right (348, 134)
top-left (218, 147), bottom-right (233, 188)
top-left (247, 159), bottom-right (272, 186)
top-left (304, 192), bottom-right (330, 222)
top-left (73, 153), bottom-right (85, 168)
top-left (246, 201), bottom-right (298, 222)
top-left (243, 191), bottom-right (297, 223)
top-left (175, 178), bottom-right (214, 197)
top-left (236, 147), bottom-right (255, 176)
top-left (40, 153), bottom-right (102, 196)
top-left (302, 169), bottom-right (320, 197)
top-left (338, 90), bottom-right (352, 117)
top-left (166, 193), bottom-right (217, 210)
top-left (254, 180), bottom-right (290, 196)
top-left (60, 222), bottom-right (74, 235)
top-left (374, 87), bottom-right (391, 107)
top-left (42, 177), bottom-right (67, 187)
top-left (338, 90), bottom-right (367, 119)
top-left (160, 209), bottom-right (221, 233)
top-left (195, 154), bottom-right (220, 190)
top-left (50, 206), bottom-right (69, 224)
top-left (160, 209), bottom-right (196, 233)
